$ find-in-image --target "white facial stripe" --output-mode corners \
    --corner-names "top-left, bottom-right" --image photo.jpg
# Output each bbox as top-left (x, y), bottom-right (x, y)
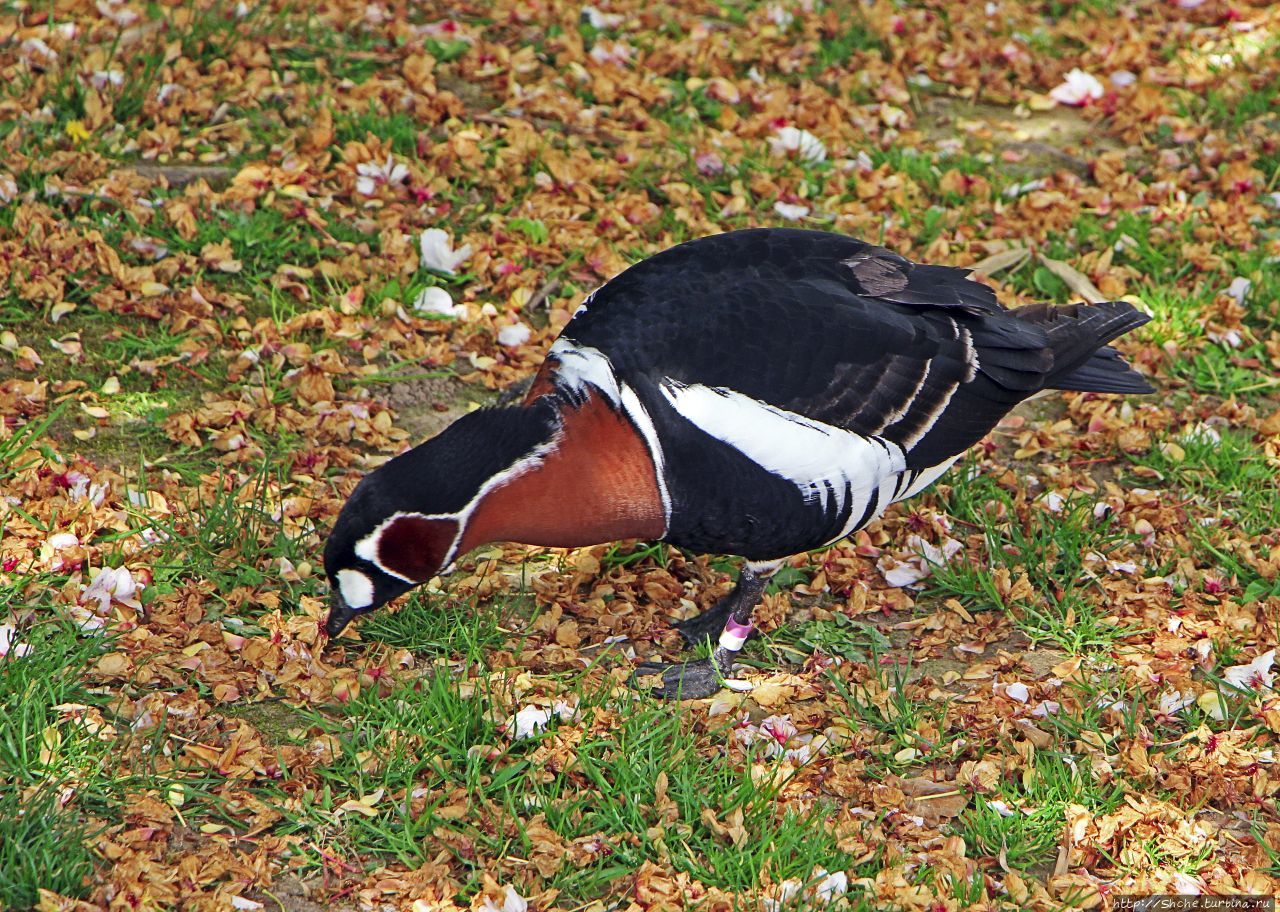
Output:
top-left (351, 436), bottom-right (561, 584)
top-left (337, 569), bottom-right (375, 609)
top-left (354, 533), bottom-right (378, 564)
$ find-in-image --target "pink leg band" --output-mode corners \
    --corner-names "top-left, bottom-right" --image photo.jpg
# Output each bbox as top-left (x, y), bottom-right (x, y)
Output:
top-left (719, 618), bottom-right (754, 652)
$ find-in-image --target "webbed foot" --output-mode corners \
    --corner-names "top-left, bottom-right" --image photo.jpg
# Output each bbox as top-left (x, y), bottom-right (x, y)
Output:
top-left (629, 655), bottom-right (728, 700)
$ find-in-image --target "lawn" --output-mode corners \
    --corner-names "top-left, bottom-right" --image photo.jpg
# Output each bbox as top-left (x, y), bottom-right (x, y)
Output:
top-left (1, 1), bottom-right (1279, 910)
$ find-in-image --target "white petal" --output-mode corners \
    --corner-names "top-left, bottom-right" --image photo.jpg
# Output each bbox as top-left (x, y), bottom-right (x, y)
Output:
top-left (419, 228), bottom-right (472, 274)
top-left (988, 799), bottom-right (1015, 817)
top-left (497, 322), bottom-right (532, 347)
top-left (511, 706), bottom-right (552, 739)
top-left (412, 286), bottom-right (464, 317)
top-left (996, 681), bottom-right (1030, 703)
top-left (1224, 649), bottom-right (1275, 692)
top-left (1049, 69), bottom-right (1104, 106)
top-left (1225, 277), bottom-right (1251, 304)
top-left (814, 870), bottom-right (848, 902)
top-left (502, 885), bottom-right (528, 912)
top-left (768, 126), bottom-right (827, 163)
top-left (1171, 872), bottom-right (1202, 895)
top-left (0, 624), bottom-right (32, 658)
top-left (772, 201), bottom-right (810, 220)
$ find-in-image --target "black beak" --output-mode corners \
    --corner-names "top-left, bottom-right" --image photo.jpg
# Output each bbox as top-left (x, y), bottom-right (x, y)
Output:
top-left (325, 589), bottom-right (360, 638)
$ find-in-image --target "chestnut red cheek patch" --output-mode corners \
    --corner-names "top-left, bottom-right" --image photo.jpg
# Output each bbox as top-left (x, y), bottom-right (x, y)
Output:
top-left (377, 515), bottom-right (460, 582)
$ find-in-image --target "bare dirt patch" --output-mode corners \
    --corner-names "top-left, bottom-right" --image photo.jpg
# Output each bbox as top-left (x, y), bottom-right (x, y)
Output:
top-left (384, 374), bottom-right (485, 442)
top-left (919, 97), bottom-right (1124, 179)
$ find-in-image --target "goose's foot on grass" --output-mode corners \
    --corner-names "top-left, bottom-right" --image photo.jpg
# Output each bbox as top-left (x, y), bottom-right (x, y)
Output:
top-left (629, 654), bottom-right (729, 700)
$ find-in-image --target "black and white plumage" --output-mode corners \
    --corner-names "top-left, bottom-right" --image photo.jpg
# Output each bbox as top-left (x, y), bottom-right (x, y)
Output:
top-left (323, 228), bottom-right (1151, 699)
top-left (547, 228), bottom-right (1150, 560)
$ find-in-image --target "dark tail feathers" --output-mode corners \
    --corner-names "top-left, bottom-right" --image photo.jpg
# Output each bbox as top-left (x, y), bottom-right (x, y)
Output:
top-left (1013, 300), bottom-right (1154, 395)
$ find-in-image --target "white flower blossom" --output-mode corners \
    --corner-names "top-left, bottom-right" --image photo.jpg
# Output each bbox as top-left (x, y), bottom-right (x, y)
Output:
top-left (355, 155), bottom-right (409, 196)
top-left (995, 681), bottom-right (1030, 703)
top-left (766, 4), bottom-right (794, 27)
top-left (497, 322), bottom-right (532, 347)
top-left (80, 566), bottom-right (144, 612)
top-left (988, 799), bottom-right (1016, 817)
top-left (96, 0), bottom-right (140, 25)
top-left (412, 286), bottom-right (465, 318)
top-left (480, 886), bottom-right (527, 912)
top-left (1159, 689), bottom-right (1195, 716)
top-left (418, 228), bottom-right (473, 274)
top-left (763, 879), bottom-right (803, 912)
top-left (89, 70), bottom-right (124, 90)
top-left (1049, 69), bottom-right (1105, 106)
top-left (47, 532), bottom-right (79, 550)
top-left (1171, 872), bottom-right (1203, 895)
top-left (507, 701), bottom-right (575, 740)
top-left (0, 624), bottom-right (32, 659)
top-left (1180, 423), bottom-right (1221, 445)
top-left (877, 535), bottom-right (963, 588)
top-left (1225, 277), bottom-right (1251, 305)
top-left (581, 5), bottom-right (623, 28)
top-left (588, 39), bottom-right (632, 66)
top-left (773, 201), bottom-right (810, 221)
top-left (509, 706), bottom-right (551, 739)
top-left (813, 869), bottom-right (848, 904)
top-left (1224, 649), bottom-right (1275, 692)
top-left (768, 126), bottom-right (827, 163)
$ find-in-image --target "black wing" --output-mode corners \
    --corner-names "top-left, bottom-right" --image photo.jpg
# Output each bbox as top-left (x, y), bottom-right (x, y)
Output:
top-left (559, 229), bottom-right (1117, 468)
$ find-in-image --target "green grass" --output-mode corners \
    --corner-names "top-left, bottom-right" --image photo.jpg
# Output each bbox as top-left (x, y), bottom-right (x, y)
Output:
top-left (1140, 429), bottom-right (1280, 602)
top-left (353, 589), bottom-right (520, 655)
top-left (0, 605), bottom-right (114, 908)
top-left (828, 654), bottom-right (961, 770)
top-left (133, 458), bottom-right (314, 599)
top-left (924, 463), bottom-right (1139, 653)
top-left (954, 750), bottom-right (1123, 873)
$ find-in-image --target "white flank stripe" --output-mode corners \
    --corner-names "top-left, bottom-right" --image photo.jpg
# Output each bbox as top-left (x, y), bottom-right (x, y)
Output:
top-left (548, 338), bottom-right (620, 404)
top-left (660, 382), bottom-right (905, 515)
top-left (893, 455), bottom-right (962, 503)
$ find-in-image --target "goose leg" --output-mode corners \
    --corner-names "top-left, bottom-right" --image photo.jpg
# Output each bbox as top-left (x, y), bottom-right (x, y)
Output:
top-left (631, 561), bottom-right (780, 700)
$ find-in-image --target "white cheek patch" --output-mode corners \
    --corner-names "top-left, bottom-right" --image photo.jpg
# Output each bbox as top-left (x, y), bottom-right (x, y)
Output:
top-left (336, 569), bottom-right (375, 609)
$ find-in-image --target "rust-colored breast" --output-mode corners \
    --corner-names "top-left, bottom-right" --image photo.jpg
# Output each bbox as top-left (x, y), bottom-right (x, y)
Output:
top-left (460, 392), bottom-right (666, 551)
